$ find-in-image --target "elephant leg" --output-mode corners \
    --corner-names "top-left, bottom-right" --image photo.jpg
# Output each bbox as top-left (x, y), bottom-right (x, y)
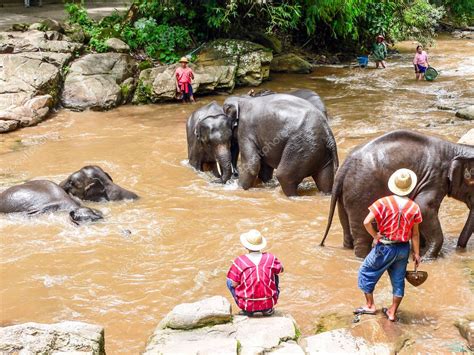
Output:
top-left (350, 216), bottom-right (373, 258)
top-left (239, 141), bottom-right (260, 190)
top-left (418, 211), bottom-right (444, 259)
top-left (258, 161), bottom-right (274, 183)
top-left (338, 201), bottom-right (354, 249)
top-left (313, 162), bottom-right (335, 194)
top-left (275, 165), bottom-right (303, 197)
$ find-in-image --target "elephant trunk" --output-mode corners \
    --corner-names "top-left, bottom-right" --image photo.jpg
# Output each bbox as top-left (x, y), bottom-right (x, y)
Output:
top-left (215, 144), bottom-right (232, 183)
top-left (457, 208), bottom-right (473, 248)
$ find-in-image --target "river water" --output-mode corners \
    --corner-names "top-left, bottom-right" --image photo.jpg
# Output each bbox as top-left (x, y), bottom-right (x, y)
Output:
top-left (0, 36), bottom-right (473, 353)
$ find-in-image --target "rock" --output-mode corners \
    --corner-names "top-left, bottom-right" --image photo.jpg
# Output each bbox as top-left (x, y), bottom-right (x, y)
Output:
top-left (61, 53), bottom-right (136, 110)
top-left (145, 303), bottom-right (298, 355)
top-left (10, 23), bottom-right (28, 32)
top-left (268, 341), bottom-right (305, 354)
top-left (133, 63), bottom-right (236, 103)
top-left (28, 23), bottom-right (44, 31)
top-left (120, 77), bottom-right (136, 104)
top-left (63, 23), bottom-right (86, 43)
top-left (159, 296), bottom-right (232, 330)
top-left (0, 321), bottom-right (105, 354)
top-left (0, 95), bottom-right (53, 131)
top-left (196, 39), bottom-right (272, 86)
top-left (0, 30), bottom-right (83, 54)
top-left (0, 120), bottom-right (19, 133)
top-left (456, 106), bottom-right (474, 120)
top-left (452, 30), bottom-right (474, 39)
top-left (248, 32), bottom-right (283, 54)
top-left (303, 328), bottom-right (391, 354)
top-left (455, 315), bottom-right (474, 349)
top-left (105, 38), bottom-right (130, 53)
top-left (271, 53), bottom-right (313, 74)
top-left (40, 19), bottom-right (64, 33)
top-left (44, 30), bottom-right (65, 41)
top-left (458, 129), bottom-right (474, 145)
top-left (0, 44), bottom-right (14, 54)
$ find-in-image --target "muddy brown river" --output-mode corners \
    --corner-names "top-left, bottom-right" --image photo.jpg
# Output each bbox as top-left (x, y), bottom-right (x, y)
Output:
top-left (1, 36), bottom-right (473, 353)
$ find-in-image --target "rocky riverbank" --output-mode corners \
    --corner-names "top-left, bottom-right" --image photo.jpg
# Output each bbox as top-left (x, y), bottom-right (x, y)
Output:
top-left (1, 295), bottom-right (473, 354)
top-left (0, 20), bottom-right (315, 134)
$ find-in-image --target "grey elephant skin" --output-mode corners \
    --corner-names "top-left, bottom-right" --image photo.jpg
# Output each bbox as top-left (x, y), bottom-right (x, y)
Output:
top-left (0, 180), bottom-right (103, 224)
top-left (186, 102), bottom-right (236, 183)
top-left (320, 130), bottom-right (474, 259)
top-left (250, 89), bottom-right (327, 118)
top-left (60, 166), bottom-right (139, 202)
top-left (223, 93), bottom-right (338, 196)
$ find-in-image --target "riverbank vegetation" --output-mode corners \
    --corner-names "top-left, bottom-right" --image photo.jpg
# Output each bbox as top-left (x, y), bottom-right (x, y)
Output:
top-left (65, 0), bottom-right (473, 63)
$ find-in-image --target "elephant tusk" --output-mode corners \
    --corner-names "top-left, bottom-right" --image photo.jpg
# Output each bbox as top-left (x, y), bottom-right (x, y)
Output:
top-left (216, 161), bottom-right (222, 177)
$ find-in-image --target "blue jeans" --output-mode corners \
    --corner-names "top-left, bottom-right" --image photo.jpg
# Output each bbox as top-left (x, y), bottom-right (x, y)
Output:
top-left (358, 242), bottom-right (410, 297)
top-left (226, 276), bottom-right (280, 307)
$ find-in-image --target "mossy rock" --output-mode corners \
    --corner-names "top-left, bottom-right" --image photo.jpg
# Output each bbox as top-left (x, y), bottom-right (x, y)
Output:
top-left (248, 32), bottom-right (283, 53)
top-left (314, 313), bottom-right (351, 334)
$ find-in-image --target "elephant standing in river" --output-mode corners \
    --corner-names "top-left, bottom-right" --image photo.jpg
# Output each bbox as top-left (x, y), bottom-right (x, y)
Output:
top-left (186, 102), bottom-right (237, 183)
top-left (60, 166), bottom-right (138, 202)
top-left (0, 180), bottom-right (103, 224)
top-left (223, 94), bottom-right (338, 196)
top-left (320, 130), bottom-right (474, 259)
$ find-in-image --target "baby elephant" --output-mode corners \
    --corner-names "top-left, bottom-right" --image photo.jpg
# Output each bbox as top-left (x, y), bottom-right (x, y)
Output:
top-left (0, 180), bottom-right (103, 225)
top-left (60, 166), bottom-right (138, 202)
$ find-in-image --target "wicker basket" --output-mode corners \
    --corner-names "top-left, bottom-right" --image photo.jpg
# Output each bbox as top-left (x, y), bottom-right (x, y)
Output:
top-left (406, 269), bottom-right (428, 287)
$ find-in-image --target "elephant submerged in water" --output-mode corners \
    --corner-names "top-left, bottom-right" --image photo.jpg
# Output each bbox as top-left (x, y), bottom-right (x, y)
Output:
top-left (223, 93), bottom-right (338, 196)
top-left (60, 165), bottom-right (138, 202)
top-left (186, 102), bottom-right (237, 183)
top-left (0, 180), bottom-right (103, 224)
top-left (320, 130), bottom-right (474, 259)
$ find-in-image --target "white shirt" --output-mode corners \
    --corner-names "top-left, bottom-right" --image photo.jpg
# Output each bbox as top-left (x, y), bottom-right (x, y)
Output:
top-left (246, 252), bottom-right (262, 266)
top-left (393, 195), bottom-right (409, 209)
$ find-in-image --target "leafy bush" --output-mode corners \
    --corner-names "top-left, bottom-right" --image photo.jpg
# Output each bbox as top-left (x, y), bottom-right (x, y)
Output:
top-left (400, 0), bottom-right (445, 44)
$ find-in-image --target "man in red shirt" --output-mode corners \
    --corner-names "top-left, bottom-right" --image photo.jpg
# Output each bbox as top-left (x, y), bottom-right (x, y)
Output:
top-left (355, 168), bottom-right (422, 321)
top-left (227, 230), bottom-right (283, 316)
top-left (175, 56), bottom-right (195, 103)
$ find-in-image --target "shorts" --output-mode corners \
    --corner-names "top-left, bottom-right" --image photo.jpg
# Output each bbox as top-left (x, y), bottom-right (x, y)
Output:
top-left (358, 242), bottom-right (410, 297)
top-left (182, 83), bottom-right (193, 100)
top-left (416, 64), bottom-right (427, 73)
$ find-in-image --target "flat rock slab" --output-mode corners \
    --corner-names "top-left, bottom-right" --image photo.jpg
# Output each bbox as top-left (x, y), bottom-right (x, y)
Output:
top-left (0, 30), bottom-right (83, 54)
top-left (456, 106), bottom-right (474, 120)
top-left (145, 311), bottom-right (297, 355)
top-left (0, 321), bottom-right (105, 354)
top-left (458, 129), bottom-right (474, 145)
top-left (160, 295), bottom-right (232, 330)
top-left (455, 316), bottom-right (474, 349)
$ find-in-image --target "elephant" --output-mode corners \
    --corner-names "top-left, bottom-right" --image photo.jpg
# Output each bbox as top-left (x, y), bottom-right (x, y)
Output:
top-left (248, 89), bottom-right (327, 118)
top-left (320, 130), bottom-right (474, 259)
top-left (186, 102), bottom-right (236, 183)
top-left (223, 93), bottom-right (338, 196)
top-left (60, 166), bottom-right (138, 202)
top-left (0, 180), bottom-right (103, 225)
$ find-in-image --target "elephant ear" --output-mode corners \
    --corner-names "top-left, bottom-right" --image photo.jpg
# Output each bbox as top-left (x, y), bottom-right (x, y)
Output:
top-left (223, 100), bottom-right (239, 122)
top-left (448, 157), bottom-right (474, 195)
top-left (84, 178), bottom-right (108, 201)
top-left (102, 170), bottom-right (114, 182)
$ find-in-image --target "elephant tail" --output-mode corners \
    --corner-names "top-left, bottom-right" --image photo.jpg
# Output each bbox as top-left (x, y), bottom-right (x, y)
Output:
top-left (320, 163), bottom-right (343, 247)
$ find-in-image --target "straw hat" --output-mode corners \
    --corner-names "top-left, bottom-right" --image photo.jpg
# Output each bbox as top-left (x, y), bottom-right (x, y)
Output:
top-left (388, 168), bottom-right (417, 196)
top-left (240, 229), bottom-right (267, 251)
top-left (179, 56), bottom-right (189, 63)
top-left (376, 34), bottom-right (385, 40)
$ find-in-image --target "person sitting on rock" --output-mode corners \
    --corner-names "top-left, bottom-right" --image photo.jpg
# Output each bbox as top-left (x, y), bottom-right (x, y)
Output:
top-left (175, 56), bottom-right (195, 103)
top-left (226, 229), bottom-right (283, 316)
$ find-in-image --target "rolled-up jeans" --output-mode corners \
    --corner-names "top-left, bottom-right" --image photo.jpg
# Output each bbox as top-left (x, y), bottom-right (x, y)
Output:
top-left (226, 275), bottom-right (280, 306)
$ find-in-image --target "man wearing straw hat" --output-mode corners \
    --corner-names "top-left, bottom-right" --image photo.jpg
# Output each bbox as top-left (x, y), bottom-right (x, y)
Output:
top-left (175, 56), bottom-right (195, 103)
top-left (355, 168), bottom-right (422, 321)
top-left (227, 230), bottom-right (283, 316)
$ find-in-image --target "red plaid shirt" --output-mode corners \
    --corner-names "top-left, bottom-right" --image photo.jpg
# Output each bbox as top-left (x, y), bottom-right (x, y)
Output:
top-left (369, 195), bottom-right (423, 242)
top-left (227, 253), bottom-right (282, 312)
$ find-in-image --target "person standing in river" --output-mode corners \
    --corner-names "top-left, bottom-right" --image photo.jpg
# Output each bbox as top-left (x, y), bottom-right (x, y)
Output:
top-left (175, 56), bottom-right (195, 103)
top-left (413, 45), bottom-right (430, 80)
top-left (372, 35), bottom-right (387, 69)
top-left (227, 230), bottom-right (283, 316)
top-left (355, 168), bottom-right (422, 322)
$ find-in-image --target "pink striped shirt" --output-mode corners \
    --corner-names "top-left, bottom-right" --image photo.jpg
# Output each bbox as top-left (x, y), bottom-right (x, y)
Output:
top-left (227, 253), bottom-right (282, 312)
top-left (369, 195), bottom-right (422, 242)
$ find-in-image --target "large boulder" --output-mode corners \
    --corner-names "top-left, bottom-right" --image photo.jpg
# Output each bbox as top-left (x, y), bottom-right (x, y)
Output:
top-left (61, 53), bottom-right (136, 110)
top-left (0, 30), bottom-right (82, 54)
top-left (455, 315), bottom-right (474, 349)
top-left (0, 95), bottom-right (53, 133)
top-left (248, 32), bottom-right (283, 54)
top-left (456, 106), bottom-right (474, 120)
top-left (132, 63), bottom-right (236, 103)
top-left (0, 321), bottom-right (105, 354)
top-left (144, 296), bottom-right (299, 355)
top-left (105, 38), bottom-right (130, 53)
top-left (458, 129), bottom-right (474, 145)
top-left (195, 39), bottom-right (273, 86)
top-left (271, 53), bottom-right (313, 74)
top-left (159, 296), bottom-right (232, 330)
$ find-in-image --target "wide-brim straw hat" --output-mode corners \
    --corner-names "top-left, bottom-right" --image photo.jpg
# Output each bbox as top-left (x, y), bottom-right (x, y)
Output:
top-left (376, 35), bottom-right (385, 40)
top-left (240, 229), bottom-right (267, 251)
top-left (179, 56), bottom-right (189, 63)
top-left (388, 168), bottom-right (417, 196)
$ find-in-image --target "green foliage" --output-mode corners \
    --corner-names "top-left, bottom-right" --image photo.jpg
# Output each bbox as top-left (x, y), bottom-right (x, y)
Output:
top-left (401, 0), bottom-right (445, 44)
